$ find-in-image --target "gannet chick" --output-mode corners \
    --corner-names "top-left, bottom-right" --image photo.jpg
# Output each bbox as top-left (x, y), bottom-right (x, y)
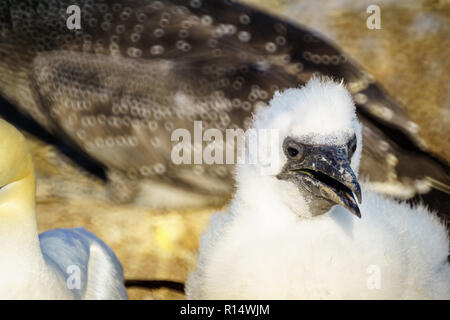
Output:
top-left (0, 120), bottom-right (127, 299)
top-left (186, 78), bottom-right (450, 300)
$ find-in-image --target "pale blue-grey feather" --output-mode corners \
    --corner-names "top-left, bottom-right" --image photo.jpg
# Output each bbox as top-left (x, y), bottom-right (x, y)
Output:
top-left (39, 227), bottom-right (127, 300)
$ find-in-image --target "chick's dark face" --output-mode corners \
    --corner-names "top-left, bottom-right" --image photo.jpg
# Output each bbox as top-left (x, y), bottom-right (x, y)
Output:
top-left (276, 135), bottom-right (362, 217)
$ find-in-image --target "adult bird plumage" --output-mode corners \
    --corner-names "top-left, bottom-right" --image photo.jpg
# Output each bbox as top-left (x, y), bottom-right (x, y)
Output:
top-left (0, 119), bottom-right (127, 299)
top-left (0, 0), bottom-right (448, 214)
top-left (186, 78), bottom-right (450, 299)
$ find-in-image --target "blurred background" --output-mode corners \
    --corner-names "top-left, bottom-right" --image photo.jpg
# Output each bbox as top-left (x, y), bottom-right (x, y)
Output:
top-left (0, 0), bottom-right (448, 299)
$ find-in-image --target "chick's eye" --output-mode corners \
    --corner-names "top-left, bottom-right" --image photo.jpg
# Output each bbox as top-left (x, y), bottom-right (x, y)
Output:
top-left (283, 138), bottom-right (303, 160)
top-left (287, 147), bottom-right (299, 158)
top-left (347, 138), bottom-right (357, 157)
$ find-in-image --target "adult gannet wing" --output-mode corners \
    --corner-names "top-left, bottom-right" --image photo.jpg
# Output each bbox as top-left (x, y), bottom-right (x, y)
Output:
top-left (359, 113), bottom-right (449, 222)
top-left (0, 0), bottom-right (448, 211)
top-left (39, 227), bottom-right (128, 300)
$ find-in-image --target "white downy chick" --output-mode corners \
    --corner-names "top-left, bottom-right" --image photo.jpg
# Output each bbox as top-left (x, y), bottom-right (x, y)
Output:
top-left (186, 77), bottom-right (450, 299)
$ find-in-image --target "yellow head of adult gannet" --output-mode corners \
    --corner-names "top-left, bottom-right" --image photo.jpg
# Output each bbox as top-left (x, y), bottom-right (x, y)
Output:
top-left (0, 119), bottom-right (127, 299)
top-left (0, 119), bottom-right (35, 214)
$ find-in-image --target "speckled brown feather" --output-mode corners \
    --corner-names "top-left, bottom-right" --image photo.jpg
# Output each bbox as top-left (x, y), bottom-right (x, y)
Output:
top-left (0, 0), bottom-right (448, 214)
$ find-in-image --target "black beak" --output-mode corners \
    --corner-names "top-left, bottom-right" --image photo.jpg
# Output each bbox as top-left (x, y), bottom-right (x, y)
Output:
top-left (277, 141), bottom-right (362, 218)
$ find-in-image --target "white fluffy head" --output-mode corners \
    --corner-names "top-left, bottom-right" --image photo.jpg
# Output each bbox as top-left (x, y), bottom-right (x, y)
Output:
top-left (248, 76), bottom-right (362, 176)
top-left (236, 77), bottom-right (363, 218)
top-left (255, 77), bottom-right (357, 138)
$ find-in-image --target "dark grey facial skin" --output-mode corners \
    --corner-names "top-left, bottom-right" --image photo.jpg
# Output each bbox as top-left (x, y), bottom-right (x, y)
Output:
top-left (276, 136), bottom-right (362, 218)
